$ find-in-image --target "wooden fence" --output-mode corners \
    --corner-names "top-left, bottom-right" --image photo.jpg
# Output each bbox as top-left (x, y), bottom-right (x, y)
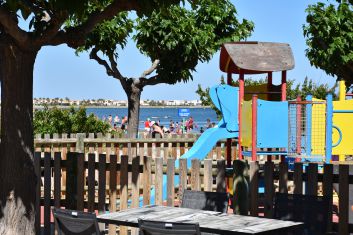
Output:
top-left (34, 133), bottom-right (237, 160)
top-left (35, 150), bottom-right (353, 235)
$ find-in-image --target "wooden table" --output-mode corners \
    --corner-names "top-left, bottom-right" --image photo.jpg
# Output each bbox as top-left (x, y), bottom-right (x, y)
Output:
top-left (97, 205), bottom-right (303, 235)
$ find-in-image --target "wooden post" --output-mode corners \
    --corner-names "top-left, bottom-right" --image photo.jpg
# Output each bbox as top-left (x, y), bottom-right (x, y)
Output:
top-left (66, 152), bottom-right (78, 210)
top-left (249, 161), bottom-right (259, 216)
top-left (44, 152), bottom-right (51, 235)
top-left (87, 153), bottom-right (95, 212)
top-left (155, 157), bottom-right (163, 205)
top-left (264, 161), bottom-right (274, 218)
top-left (167, 158), bottom-right (175, 206)
top-left (191, 159), bottom-right (201, 191)
top-left (216, 160), bottom-right (226, 193)
top-left (204, 159), bottom-right (213, 192)
top-left (279, 162), bottom-right (288, 193)
top-left (108, 154), bottom-right (117, 235)
top-left (143, 156), bottom-right (151, 205)
top-left (120, 155), bottom-right (129, 235)
top-left (98, 154), bottom-right (106, 213)
top-left (339, 164), bottom-right (349, 235)
top-left (54, 152), bottom-right (61, 209)
top-left (132, 156), bottom-right (141, 208)
top-left (323, 164), bottom-right (333, 233)
top-left (293, 162), bottom-right (303, 194)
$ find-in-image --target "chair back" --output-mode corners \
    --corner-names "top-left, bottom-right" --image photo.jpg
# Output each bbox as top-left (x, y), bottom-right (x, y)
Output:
top-left (53, 208), bottom-right (101, 235)
top-left (138, 219), bottom-right (200, 235)
top-left (274, 193), bottom-right (330, 235)
top-left (181, 190), bottom-right (229, 213)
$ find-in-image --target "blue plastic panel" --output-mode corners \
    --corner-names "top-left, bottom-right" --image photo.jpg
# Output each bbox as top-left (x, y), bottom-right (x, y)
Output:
top-left (257, 100), bottom-right (288, 148)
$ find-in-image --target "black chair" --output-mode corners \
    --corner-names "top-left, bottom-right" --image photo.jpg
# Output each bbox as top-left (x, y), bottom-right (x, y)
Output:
top-left (180, 190), bottom-right (229, 213)
top-left (274, 193), bottom-right (332, 235)
top-left (53, 208), bottom-right (102, 235)
top-left (138, 219), bottom-right (201, 235)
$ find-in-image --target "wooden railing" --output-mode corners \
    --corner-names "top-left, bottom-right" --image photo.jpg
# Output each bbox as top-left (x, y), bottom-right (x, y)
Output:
top-left (34, 133), bottom-right (237, 160)
top-left (36, 150), bottom-right (353, 235)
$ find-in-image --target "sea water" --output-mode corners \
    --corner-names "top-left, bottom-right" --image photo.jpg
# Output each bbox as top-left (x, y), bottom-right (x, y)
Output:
top-left (86, 107), bottom-right (218, 131)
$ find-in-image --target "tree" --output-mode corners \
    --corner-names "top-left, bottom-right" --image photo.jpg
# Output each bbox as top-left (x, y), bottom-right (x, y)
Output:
top-left (80, 0), bottom-right (254, 138)
top-left (303, 0), bottom-right (353, 88)
top-left (0, 1), bottom-right (182, 234)
top-left (196, 77), bottom-right (335, 119)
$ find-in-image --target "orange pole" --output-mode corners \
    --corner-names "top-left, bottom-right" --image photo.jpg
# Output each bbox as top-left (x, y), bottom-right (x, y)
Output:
top-left (238, 73), bottom-right (244, 160)
top-left (281, 71), bottom-right (287, 101)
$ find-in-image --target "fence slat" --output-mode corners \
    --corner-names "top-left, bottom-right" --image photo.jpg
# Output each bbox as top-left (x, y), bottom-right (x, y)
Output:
top-left (307, 163), bottom-right (318, 196)
top-left (216, 160), bottom-right (226, 192)
top-left (120, 155), bottom-right (129, 235)
top-left (339, 164), bottom-right (349, 235)
top-left (167, 158), bottom-right (175, 206)
top-left (204, 159), bottom-right (213, 192)
top-left (323, 164), bottom-right (333, 232)
top-left (108, 154), bottom-right (117, 235)
top-left (98, 154), bottom-right (106, 212)
top-left (76, 153), bottom-right (85, 211)
top-left (293, 162), bottom-right (303, 194)
top-left (155, 157), bottom-right (163, 206)
top-left (87, 153), bottom-right (95, 212)
top-left (44, 152), bottom-right (51, 235)
top-left (179, 158), bottom-right (187, 203)
top-left (132, 156), bottom-right (140, 208)
top-left (249, 161), bottom-right (259, 216)
top-left (279, 162), bottom-right (288, 193)
top-left (264, 161), bottom-right (274, 218)
top-left (54, 152), bottom-right (61, 209)
top-left (191, 159), bottom-right (201, 191)
top-left (34, 152), bottom-right (41, 235)
top-left (143, 156), bottom-right (151, 205)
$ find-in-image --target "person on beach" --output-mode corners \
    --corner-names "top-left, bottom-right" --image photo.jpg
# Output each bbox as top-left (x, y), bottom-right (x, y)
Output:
top-left (108, 115), bottom-right (113, 125)
top-left (206, 118), bottom-right (212, 129)
top-left (187, 116), bottom-right (194, 131)
top-left (144, 118), bottom-right (151, 132)
top-left (151, 121), bottom-right (164, 138)
top-left (114, 115), bottom-right (120, 125)
top-left (121, 116), bottom-right (128, 130)
top-left (169, 120), bottom-right (175, 133)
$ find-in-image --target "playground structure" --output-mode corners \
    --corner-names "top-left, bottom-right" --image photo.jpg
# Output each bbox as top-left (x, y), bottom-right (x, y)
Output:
top-left (181, 41), bottom-right (353, 165)
top-left (152, 41), bottom-right (353, 204)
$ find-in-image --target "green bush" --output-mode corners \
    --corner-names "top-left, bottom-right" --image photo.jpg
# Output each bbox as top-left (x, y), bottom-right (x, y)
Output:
top-left (33, 106), bottom-right (111, 135)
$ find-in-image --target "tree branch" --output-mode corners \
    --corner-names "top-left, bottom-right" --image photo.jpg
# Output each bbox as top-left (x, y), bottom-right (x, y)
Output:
top-left (45, 0), bottom-right (139, 48)
top-left (89, 47), bottom-right (115, 77)
top-left (140, 74), bottom-right (176, 87)
top-left (141, 59), bottom-right (160, 77)
top-left (33, 11), bottom-right (68, 47)
top-left (0, 7), bottom-right (31, 48)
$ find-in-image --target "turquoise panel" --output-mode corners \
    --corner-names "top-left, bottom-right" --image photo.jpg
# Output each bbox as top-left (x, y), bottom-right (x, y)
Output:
top-left (257, 100), bottom-right (288, 148)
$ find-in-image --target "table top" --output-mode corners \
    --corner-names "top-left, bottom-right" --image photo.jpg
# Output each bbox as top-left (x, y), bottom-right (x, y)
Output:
top-left (97, 205), bottom-right (303, 235)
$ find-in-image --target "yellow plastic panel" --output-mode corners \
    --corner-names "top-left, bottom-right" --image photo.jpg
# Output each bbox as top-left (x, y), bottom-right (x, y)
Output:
top-left (241, 100), bottom-right (252, 147)
top-left (311, 98), bottom-right (326, 156)
top-left (332, 99), bottom-right (353, 155)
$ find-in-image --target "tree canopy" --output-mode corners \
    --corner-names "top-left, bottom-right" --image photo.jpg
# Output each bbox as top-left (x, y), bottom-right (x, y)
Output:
top-left (303, 0), bottom-right (353, 88)
top-left (80, 0), bottom-right (254, 137)
top-left (0, 1), bottom-right (185, 233)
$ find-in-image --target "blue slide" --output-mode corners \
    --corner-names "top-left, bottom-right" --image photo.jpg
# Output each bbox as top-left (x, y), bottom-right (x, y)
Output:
top-left (149, 84), bottom-right (239, 205)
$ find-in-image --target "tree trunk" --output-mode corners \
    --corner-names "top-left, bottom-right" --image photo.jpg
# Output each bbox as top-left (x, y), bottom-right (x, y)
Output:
top-left (0, 43), bottom-right (38, 235)
top-left (126, 84), bottom-right (142, 139)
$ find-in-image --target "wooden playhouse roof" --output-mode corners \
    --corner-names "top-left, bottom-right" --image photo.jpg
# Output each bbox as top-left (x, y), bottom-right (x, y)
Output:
top-left (219, 42), bottom-right (295, 74)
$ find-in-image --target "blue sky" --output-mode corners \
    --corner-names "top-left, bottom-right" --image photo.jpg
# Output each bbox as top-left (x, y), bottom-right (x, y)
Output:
top-left (33, 0), bottom-right (336, 100)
